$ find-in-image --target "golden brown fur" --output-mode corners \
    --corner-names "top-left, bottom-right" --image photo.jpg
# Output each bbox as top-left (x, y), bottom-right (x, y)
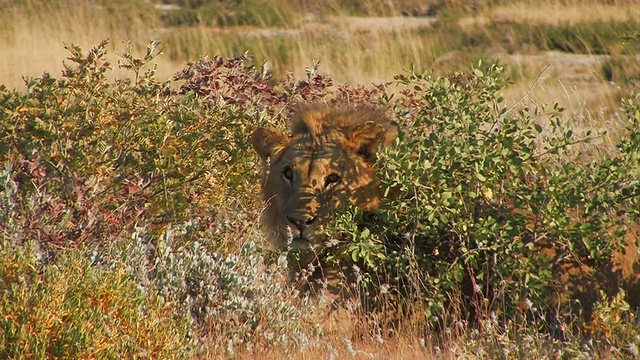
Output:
top-left (252, 105), bottom-right (397, 251)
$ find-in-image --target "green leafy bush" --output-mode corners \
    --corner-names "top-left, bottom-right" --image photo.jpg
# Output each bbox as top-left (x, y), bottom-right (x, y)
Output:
top-left (324, 62), bottom-right (640, 331)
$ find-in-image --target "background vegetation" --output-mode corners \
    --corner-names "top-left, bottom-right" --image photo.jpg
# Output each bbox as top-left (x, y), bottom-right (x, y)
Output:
top-left (1, 0), bottom-right (639, 358)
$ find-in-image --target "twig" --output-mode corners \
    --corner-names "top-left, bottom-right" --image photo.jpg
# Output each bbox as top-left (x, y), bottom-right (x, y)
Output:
top-left (500, 64), bottom-right (550, 121)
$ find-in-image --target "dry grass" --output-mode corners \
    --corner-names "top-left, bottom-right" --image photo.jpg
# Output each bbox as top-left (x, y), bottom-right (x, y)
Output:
top-left (460, 2), bottom-right (640, 28)
top-left (501, 51), bottom-right (621, 124)
top-left (0, 1), bottom-right (182, 88)
top-left (202, 338), bottom-right (437, 360)
top-left (3, 0), bottom-right (637, 107)
top-left (160, 16), bottom-right (440, 86)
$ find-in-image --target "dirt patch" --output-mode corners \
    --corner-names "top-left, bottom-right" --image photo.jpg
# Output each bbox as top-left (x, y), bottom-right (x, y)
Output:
top-left (499, 51), bottom-right (622, 125)
top-left (507, 51), bottom-right (608, 84)
top-left (337, 16), bottom-right (436, 32)
top-left (239, 16), bottom-right (436, 38)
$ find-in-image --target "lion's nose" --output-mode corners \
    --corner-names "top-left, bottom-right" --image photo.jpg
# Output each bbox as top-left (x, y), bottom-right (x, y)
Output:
top-left (287, 215), bottom-right (318, 232)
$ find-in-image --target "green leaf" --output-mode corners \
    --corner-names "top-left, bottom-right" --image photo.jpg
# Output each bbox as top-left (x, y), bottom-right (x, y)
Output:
top-left (351, 248), bottom-right (360, 262)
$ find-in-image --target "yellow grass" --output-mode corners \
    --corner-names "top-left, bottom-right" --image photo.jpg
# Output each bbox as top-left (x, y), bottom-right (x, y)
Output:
top-left (502, 52), bottom-right (620, 115)
top-left (159, 16), bottom-right (439, 86)
top-left (2, 0), bottom-right (635, 95)
top-left (460, 2), bottom-right (640, 28)
top-left (203, 338), bottom-right (438, 360)
top-left (0, 1), bottom-right (182, 89)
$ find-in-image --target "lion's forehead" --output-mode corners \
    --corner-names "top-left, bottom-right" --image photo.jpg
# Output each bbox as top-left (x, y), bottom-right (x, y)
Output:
top-left (288, 138), bottom-right (341, 155)
top-left (285, 142), bottom-right (349, 170)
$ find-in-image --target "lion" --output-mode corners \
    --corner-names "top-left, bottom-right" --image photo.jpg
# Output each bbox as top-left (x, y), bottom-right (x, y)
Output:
top-left (251, 105), bottom-right (397, 249)
top-left (251, 105), bottom-right (397, 297)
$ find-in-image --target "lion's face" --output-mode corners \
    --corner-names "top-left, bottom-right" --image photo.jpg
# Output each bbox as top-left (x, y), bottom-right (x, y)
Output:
top-left (252, 107), bottom-right (397, 249)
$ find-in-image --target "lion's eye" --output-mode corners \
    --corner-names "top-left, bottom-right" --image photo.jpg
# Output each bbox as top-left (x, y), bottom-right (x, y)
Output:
top-left (283, 167), bottom-right (293, 181)
top-left (324, 173), bottom-right (341, 187)
top-left (357, 146), bottom-right (373, 161)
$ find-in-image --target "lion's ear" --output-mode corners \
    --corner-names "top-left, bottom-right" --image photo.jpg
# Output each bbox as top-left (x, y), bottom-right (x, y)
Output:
top-left (348, 122), bottom-right (398, 162)
top-left (252, 127), bottom-right (287, 160)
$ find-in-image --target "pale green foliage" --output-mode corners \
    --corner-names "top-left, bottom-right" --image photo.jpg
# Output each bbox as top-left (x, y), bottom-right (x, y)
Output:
top-left (99, 224), bottom-right (317, 352)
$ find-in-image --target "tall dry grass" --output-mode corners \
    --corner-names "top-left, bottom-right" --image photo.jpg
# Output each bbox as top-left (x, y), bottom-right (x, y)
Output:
top-left (162, 18), bottom-right (439, 85)
top-left (1, 0), bottom-right (638, 133)
top-left (0, 0), bottom-right (184, 88)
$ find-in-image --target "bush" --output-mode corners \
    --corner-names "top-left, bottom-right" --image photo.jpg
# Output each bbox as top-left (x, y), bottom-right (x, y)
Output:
top-left (0, 241), bottom-right (193, 359)
top-left (323, 62), bottom-right (640, 332)
top-left (98, 224), bottom-right (320, 353)
top-left (0, 40), bottom-right (270, 254)
top-left (0, 40), bottom-right (376, 355)
top-left (1, 40), bottom-right (639, 357)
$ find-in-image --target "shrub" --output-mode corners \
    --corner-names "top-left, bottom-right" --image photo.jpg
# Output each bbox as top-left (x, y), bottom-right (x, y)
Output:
top-left (0, 240), bottom-right (193, 359)
top-left (0, 40), bottom-right (271, 253)
top-left (0, 41), bottom-right (375, 355)
top-left (97, 224), bottom-right (321, 354)
top-left (1, 39), bottom-right (639, 357)
top-left (322, 62), bottom-right (640, 332)
top-left (584, 290), bottom-right (640, 357)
